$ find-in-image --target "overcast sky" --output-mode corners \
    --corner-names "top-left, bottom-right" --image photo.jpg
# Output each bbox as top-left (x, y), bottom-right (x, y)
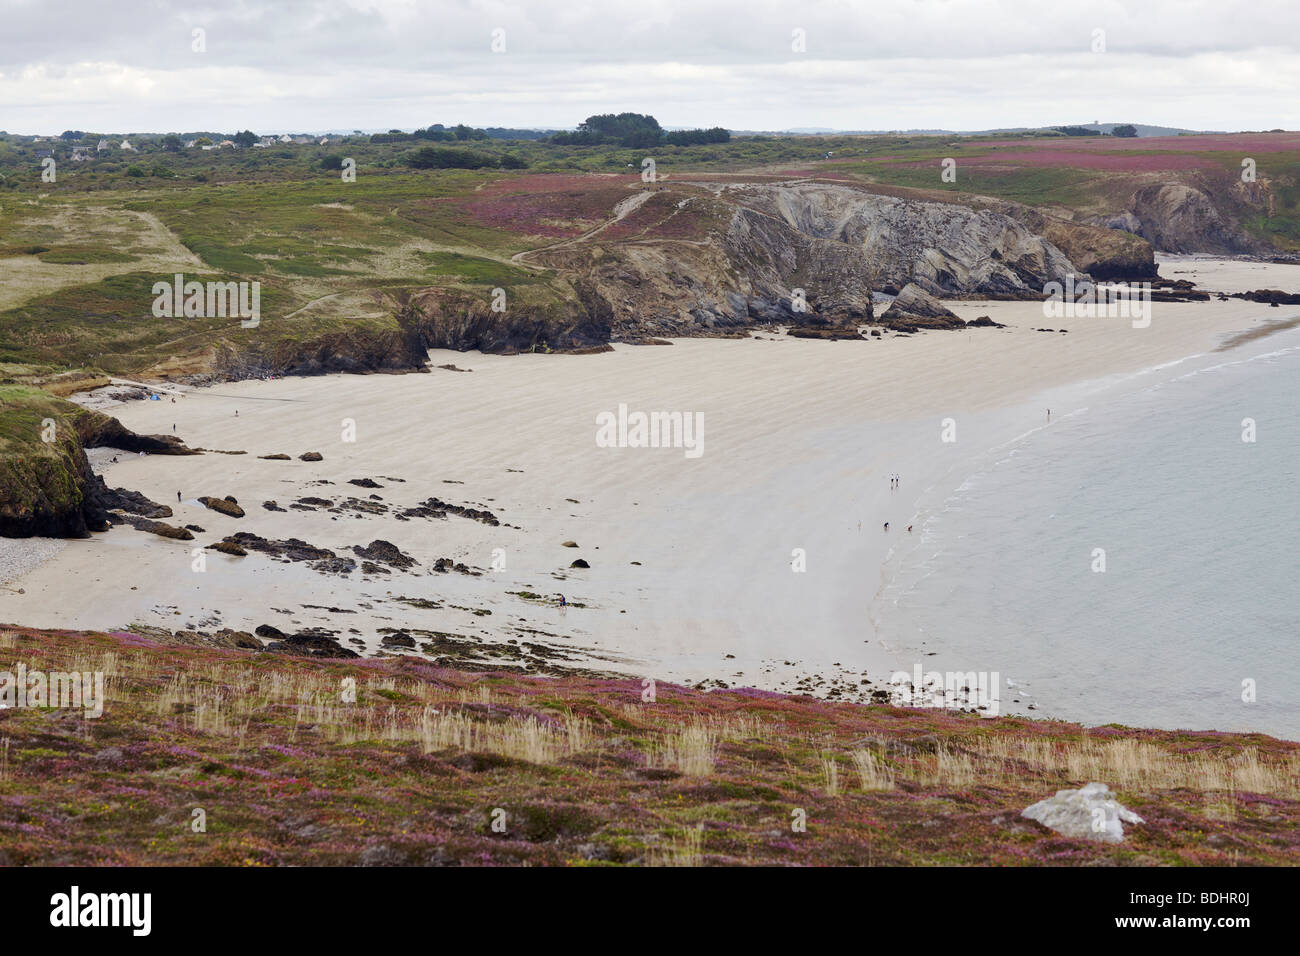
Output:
top-left (1, 0), bottom-right (1296, 135)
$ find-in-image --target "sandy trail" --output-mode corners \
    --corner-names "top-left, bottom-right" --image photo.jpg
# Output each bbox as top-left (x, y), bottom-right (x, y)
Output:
top-left (1, 257), bottom-right (1291, 695)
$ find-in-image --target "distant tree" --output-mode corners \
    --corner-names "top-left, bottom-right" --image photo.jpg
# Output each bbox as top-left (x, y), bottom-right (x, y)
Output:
top-left (194, 136), bottom-right (213, 147)
top-left (665, 126), bottom-right (731, 146)
top-left (499, 152), bottom-right (528, 169)
top-left (317, 153), bottom-right (347, 171)
top-left (232, 129), bottom-right (257, 147)
top-left (1052, 125), bottom-right (1100, 137)
top-left (552, 113), bottom-right (663, 148)
top-left (1111, 124), bottom-right (1138, 138)
top-left (151, 163), bottom-right (175, 178)
top-left (125, 164), bottom-right (147, 177)
top-left (59, 130), bottom-right (86, 141)
top-left (405, 145), bottom-right (497, 170)
top-left (161, 134), bottom-right (182, 151)
top-left (413, 126), bottom-right (455, 141)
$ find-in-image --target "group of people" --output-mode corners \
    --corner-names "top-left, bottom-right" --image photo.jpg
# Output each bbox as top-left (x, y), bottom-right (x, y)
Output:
top-left (883, 474), bottom-right (910, 533)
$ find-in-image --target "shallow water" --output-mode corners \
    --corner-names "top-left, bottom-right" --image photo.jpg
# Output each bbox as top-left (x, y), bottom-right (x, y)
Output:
top-left (876, 327), bottom-right (1300, 739)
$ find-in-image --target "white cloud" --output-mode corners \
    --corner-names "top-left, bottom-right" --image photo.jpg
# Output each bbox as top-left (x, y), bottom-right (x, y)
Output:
top-left (1, 0), bottom-right (1296, 133)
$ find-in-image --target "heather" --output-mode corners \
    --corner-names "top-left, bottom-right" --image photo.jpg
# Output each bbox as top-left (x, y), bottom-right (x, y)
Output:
top-left (0, 626), bottom-right (1295, 866)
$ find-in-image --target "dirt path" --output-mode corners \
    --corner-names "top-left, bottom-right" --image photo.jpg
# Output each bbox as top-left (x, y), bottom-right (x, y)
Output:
top-left (511, 188), bottom-right (656, 266)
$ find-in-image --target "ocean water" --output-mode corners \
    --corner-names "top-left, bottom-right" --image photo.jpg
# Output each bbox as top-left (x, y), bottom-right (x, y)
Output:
top-left (876, 330), bottom-right (1300, 739)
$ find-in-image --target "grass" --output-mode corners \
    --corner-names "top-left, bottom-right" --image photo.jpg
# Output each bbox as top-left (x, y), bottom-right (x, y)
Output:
top-left (0, 625), bottom-right (1295, 866)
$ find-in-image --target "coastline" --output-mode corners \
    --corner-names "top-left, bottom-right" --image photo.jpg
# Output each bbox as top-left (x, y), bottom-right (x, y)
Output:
top-left (1, 257), bottom-right (1295, 730)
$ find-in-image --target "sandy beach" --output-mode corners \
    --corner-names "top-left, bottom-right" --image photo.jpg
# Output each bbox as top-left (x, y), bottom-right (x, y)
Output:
top-left (2, 257), bottom-right (1294, 698)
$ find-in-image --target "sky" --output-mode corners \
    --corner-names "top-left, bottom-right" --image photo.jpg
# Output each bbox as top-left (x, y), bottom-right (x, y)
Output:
top-left (1, 0), bottom-right (1296, 135)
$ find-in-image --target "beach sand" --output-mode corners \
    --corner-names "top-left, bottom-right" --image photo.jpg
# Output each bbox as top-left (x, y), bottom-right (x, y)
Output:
top-left (1, 259), bottom-right (1291, 696)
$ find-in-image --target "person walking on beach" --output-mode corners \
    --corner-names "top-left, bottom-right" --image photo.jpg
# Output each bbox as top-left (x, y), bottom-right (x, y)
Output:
top-left (907, 525), bottom-right (913, 533)
top-left (177, 491), bottom-right (182, 503)
top-left (557, 593), bottom-right (567, 608)
top-left (883, 522), bottom-right (889, 532)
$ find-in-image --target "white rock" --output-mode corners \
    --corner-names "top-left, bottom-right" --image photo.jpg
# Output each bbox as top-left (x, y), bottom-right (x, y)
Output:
top-left (1021, 782), bottom-right (1144, 843)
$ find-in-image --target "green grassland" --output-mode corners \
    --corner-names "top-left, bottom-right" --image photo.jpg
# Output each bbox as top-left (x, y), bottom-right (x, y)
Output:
top-left (1, 128), bottom-right (1298, 386)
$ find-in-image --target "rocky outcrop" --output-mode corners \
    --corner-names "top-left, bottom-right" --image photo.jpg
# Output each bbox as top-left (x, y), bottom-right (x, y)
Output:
top-left (113, 515), bottom-right (194, 540)
top-left (1234, 288), bottom-right (1300, 305)
top-left (352, 539), bottom-right (417, 570)
top-left (198, 496), bottom-right (245, 518)
top-left (879, 283), bottom-right (965, 330)
top-left (211, 326), bottom-right (428, 378)
top-left (738, 182), bottom-right (1078, 298)
top-left (399, 284), bottom-right (612, 355)
top-left (0, 390), bottom-right (198, 538)
top-left (72, 407), bottom-right (198, 456)
top-left (1002, 206), bottom-right (1156, 279)
top-left (400, 181), bottom-right (1111, 349)
top-left (1126, 183), bottom-right (1261, 255)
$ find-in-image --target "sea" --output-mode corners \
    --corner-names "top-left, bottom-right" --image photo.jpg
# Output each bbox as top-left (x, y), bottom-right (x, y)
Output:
top-left (874, 322), bottom-right (1300, 740)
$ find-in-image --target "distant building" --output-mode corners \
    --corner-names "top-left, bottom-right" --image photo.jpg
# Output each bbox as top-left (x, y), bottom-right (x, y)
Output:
top-left (71, 146), bottom-right (91, 161)
top-left (218, 140), bottom-right (236, 149)
top-left (97, 138), bottom-right (110, 151)
top-left (279, 134), bottom-right (292, 143)
top-left (184, 140), bottom-right (197, 148)
top-left (120, 139), bottom-right (135, 151)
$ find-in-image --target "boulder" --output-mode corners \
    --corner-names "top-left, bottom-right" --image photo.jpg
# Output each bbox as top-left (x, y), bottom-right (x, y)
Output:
top-left (1021, 782), bottom-right (1144, 843)
top-left (207, 540), bottom-right (247, 556)
top-left (299, 452), bottom-right (323, 462)
top-left (352, 539), bottom-right (417, 569)
top-left (198, 496), bottom-right (245, 518)
top-left (879, 284), bottom-right (963, 329)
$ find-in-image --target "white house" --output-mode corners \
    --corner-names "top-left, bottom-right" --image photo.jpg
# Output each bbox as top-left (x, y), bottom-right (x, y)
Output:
top-left (278, 134), bottom-right (292, 143)
top-left (97, 138), bottom-right (110, 151)
top-left (184, 140), bottom-right (197, 148)
top-left (120, 139), bottom-right (135, 151)
top-left (218, 139), bottom-right (236, 149)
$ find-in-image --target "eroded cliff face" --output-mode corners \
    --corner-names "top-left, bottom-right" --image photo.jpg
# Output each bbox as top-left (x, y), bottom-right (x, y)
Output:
top-left (0, 396), bottom-right (195, 538)
top-left (735, 182), bottom-right (1081, 297)
top-left (1125, 183), bottom-right (1264, 255)
top-left (458, 180), bottom-right (1101, 343)
top-left (399, 283), bottom-right (613, 355)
